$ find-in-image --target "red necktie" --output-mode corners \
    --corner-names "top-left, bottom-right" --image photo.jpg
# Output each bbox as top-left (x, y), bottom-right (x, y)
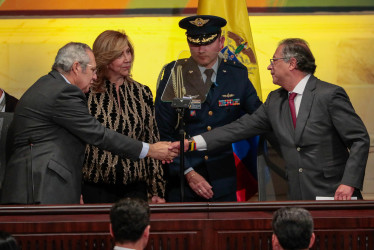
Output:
top-left (289, 92), bottom-right (297, 128)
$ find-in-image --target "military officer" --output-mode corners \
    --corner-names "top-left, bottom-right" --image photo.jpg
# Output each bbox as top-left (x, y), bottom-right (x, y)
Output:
top-left (155, 15), bottom-right (262, 202)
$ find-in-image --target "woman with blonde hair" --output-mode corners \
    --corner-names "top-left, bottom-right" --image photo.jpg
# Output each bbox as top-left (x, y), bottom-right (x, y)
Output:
top-left (82, 30), bottom-right (165, 203)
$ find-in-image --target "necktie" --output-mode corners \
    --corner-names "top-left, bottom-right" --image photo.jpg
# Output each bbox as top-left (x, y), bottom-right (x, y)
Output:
top-left (289, 92), bottom-right (297, 128)
top-left (204, 69), bottom-right (214, 99)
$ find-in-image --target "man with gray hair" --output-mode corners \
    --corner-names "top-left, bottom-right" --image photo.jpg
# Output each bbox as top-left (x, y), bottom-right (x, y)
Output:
top-left (0, 42), bottom-right (177, 205)
top-left (174, 38), bottom-right (370, 200)
top-left (272, 207), bottom-right (315, 250)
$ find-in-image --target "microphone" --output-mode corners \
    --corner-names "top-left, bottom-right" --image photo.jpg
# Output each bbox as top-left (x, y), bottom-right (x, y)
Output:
top-left (28, 137), bottom-right (36, 204)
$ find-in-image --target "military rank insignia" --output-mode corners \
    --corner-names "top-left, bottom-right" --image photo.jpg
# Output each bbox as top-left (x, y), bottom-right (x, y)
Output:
top-left (219, 99), bottom-right (240, 107)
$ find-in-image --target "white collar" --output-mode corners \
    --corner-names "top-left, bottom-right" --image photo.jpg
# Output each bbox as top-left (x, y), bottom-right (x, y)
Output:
top-left (290, 74), bottom-right (311, 95)
top-left (59, 73), bottom-right (71, 84)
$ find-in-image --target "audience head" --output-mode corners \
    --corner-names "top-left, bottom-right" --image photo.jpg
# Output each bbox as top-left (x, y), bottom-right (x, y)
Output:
top-left (92, 30), bottom-right (135, 92)
top-left (272, 207), bottom-right (315, 250)
top-left (52, 42), bottom-right (97, 93)
top-left (110, 197), bottom-right (150, 249)
top-left (278, 38), bottom-right (316, 75)
top-left (0, 231), bottom-right (19, 250)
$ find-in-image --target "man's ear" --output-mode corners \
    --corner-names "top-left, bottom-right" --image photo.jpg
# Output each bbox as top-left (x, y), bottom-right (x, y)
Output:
top-left (143, 225), bottom-right (151, 240)
top-left (272, 234), bottom-right (281, 250)
top-left (219, 35), bottom-right (225, 50)
top-left (71, 61), bottom-right (80, 75)
top-left (309, 233), bottom-right (316, 248)
top-left (109, 223), bottom-right (114, 238)
top-left (288, 57), bottom-right (297, 70)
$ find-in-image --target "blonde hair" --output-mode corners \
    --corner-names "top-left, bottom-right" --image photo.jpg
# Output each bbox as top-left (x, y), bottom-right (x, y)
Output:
top-left (92, 30), bottom-right (135, 92)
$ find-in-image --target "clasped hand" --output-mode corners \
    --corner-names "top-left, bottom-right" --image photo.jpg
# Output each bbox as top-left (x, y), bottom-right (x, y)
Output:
top-left (169, 139), bottom-right (189, 152)
top-left (147, 141), bottom-right (180, 163)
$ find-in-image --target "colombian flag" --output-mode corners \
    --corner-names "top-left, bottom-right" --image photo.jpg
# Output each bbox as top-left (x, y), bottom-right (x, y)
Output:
top-left (198, 0), bottom-right (262, 201)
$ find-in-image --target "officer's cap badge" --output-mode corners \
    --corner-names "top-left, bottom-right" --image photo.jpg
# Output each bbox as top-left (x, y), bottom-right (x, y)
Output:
top-left (190, 18), bottom-right (209, 27)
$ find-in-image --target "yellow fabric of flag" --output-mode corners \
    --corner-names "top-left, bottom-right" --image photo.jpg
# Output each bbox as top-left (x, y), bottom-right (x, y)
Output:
top-left (198, 0), bottom-right (262, 99)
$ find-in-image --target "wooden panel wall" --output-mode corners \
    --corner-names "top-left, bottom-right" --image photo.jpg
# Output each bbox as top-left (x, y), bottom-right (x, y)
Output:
top-left (1, 201), bottom-right (374, 250)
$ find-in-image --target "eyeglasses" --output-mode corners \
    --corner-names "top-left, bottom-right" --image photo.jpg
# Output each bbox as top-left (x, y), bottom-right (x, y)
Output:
top-left (270, 57), bottom-right (287, 65)
top-left (86, 64), bottom-right (97, 74)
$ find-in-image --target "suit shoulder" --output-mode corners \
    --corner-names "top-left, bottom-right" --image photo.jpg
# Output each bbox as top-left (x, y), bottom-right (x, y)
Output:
top-left (158, 61), bottom-right (175, 82)
top-left (313, 78), bottom-right (345, 95)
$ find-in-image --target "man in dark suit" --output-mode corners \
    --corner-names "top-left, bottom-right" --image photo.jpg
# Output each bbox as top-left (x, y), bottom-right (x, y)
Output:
top-left (0, 89), bottom-right (18, 112)
top-left (1, 42), bottom-right (177, 205)
top-left (175, 38), bottom-right (370, 200)
top-left (110, 198), bottom-right (150, 250)
top-left (155, 15), bottom-right (262, 202)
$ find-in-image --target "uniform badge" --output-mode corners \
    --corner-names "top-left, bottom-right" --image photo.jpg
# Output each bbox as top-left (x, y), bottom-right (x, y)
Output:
top-left (219, 98), bottom-right (240, 107)
top-left (222, 93), bottom-right (235, 98)
top-left (189, 18), bottom-right (209, 27)
top-left (190, 110), bottom-right (196, 117)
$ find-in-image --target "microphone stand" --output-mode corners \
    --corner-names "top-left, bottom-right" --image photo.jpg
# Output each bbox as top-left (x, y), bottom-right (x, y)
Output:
top-left (171, 98), bottom-right (191, 202)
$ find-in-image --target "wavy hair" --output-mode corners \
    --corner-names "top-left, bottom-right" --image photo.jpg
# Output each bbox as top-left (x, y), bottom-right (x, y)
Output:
top-left (91, 30), bottom-right (135, 92)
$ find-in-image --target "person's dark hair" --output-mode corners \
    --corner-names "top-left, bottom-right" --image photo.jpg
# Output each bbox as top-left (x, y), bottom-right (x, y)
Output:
top-left (279, 38), bottom-right (316, 74)
top-left (0, 231), bottom-right (19, 250)
top-left (52, 42), bottom-right (92, 73)
top-left (110, 197), bottom-right (150, 244)
top-left (272, 207), bottom-right (314, 250)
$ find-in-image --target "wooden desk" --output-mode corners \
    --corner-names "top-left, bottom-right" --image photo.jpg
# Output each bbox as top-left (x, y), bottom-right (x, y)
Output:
top-left (1, 201), bottom-right (374, 250)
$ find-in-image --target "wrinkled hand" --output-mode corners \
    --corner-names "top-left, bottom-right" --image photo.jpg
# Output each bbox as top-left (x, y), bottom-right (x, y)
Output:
top-left (151, 196), bottom-right (166, 203)
top-left (334, 184), bottom-right (354, 200)
top-left (169, 140), bottom-right (189, 152)
top-left (186, 170), bottom-right (213, 199)
top-left (147, 141), bottom-right (178, 163)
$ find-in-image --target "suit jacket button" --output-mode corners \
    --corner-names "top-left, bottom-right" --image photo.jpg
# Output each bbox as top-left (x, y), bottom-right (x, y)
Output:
top-left (207, 126), bottom-right (212, 131)
top-left (299, 168), bottom-right (303, 173)
top-left (204, 155), bottom-right (209, 160)
top-left (296, 147), bottom-right (301, 151)
top-left (208, 111), bottom-right (213, 116)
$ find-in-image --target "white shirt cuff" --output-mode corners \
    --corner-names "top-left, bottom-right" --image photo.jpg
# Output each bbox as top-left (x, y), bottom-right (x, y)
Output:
top-left (139, 142), bottom-right (149, 159)
top-left (184, 167), bottom-right (194, 175)
top-left (193, 135), bottom-right (207, 151)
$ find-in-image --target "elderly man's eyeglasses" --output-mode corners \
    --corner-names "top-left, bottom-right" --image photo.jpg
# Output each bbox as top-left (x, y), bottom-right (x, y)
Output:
top-left (270, 57), bottom-right (287, 65)
top-left (86, 64), bottom-right (97, 74)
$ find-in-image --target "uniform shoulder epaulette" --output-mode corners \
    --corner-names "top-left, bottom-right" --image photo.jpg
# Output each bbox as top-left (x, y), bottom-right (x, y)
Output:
top-left (222, 59), bottom-right (247, 70)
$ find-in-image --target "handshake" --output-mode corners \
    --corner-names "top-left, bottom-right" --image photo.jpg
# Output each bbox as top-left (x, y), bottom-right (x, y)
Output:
top-left (146, 140), bottom-right (190, 163)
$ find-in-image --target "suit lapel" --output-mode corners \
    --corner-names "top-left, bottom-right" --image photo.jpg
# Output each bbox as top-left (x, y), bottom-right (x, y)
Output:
top-left (295, 75), bottom-right (317, 143)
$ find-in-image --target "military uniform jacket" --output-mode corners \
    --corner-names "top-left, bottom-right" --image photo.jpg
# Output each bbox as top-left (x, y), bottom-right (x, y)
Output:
top-left (202, 75), bottom-right (370, 200)
top-left (155, 58), bottom-right (261, 201)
